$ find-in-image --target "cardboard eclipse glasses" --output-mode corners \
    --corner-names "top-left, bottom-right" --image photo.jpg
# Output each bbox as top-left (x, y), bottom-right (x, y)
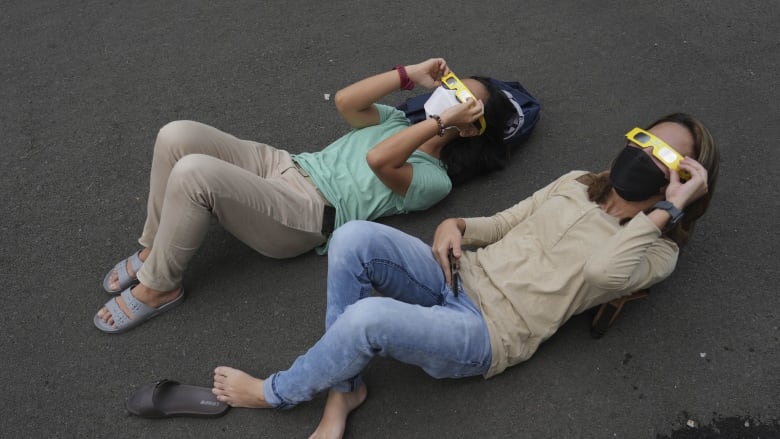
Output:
top-left (440, 73), bottom-right (487, 135)
top-left (625, 127), bottom-right (691, 181)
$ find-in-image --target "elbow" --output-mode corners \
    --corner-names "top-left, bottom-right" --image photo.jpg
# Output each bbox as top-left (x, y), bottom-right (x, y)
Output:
top-left (365, 149), bottom-right (383, 172)
top-left (333, 89), bottom-right (353, 115)
top-left (583, 260), bottom-right (628, 292)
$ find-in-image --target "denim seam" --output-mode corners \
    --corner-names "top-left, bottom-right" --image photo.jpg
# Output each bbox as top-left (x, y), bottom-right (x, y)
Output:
top-left (363, 258), bottom-right (443, 305)
top-left (367, 310), bottom-right (489, 374)
top-left (270, 373), bottom-right (294, 410)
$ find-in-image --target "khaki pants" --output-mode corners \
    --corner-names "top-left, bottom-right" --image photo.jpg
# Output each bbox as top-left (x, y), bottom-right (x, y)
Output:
top-left (135, 120), bottom-right (327, 291)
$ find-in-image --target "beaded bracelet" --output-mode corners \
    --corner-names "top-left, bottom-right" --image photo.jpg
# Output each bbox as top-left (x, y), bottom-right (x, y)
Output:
top-left (430, 115), bottom-right (445, 137)
top-left (393, 64), bottom-right (415, 90)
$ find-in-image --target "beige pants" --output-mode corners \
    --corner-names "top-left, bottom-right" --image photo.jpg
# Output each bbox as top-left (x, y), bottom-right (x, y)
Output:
top-left (135, 120), bottom-right (327, 291)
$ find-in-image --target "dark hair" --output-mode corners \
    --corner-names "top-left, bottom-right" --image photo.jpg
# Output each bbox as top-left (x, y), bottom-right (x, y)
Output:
top-left (439, 76), bottom-right (515, 185)
top-left (584, 113), bottom-right (720, 247)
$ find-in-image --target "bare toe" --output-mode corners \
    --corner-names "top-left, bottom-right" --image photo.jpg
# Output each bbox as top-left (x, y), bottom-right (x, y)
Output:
top-left (211, 366), bottom-right (270, 408)
top-left (97, 307), bottom-right (110, 323)
top-left (109, 270), bottom-right (120, 291)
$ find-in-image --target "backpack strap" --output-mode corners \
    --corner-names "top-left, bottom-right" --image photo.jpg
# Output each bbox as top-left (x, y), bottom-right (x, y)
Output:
top-left (590, 289), bottom-right (650, 339)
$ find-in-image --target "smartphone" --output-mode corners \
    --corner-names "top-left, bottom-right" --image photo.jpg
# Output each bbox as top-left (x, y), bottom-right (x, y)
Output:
top-left (448, 249), bottom-right (460, 297)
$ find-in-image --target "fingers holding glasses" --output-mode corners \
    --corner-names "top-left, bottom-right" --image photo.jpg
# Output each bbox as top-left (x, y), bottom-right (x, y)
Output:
top-left (668, 157), bottom-right (708, 208)
top-left (409, 58), bottom-right (450, 89)
top-left (465, 98), bottom-right (484, 121)
top-left (441, 99), bottom-right (483, 128)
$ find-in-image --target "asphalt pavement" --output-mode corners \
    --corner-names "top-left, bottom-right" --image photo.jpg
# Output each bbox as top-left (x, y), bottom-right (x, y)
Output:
top-left (1, 1), bottom-right (778, 438)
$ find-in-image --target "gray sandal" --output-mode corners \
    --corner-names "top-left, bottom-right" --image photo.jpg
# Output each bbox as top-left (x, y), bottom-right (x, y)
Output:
top-left (93, 287), bottom-right (184, 334)
top-left (102, 250), bottom-right (144, 294)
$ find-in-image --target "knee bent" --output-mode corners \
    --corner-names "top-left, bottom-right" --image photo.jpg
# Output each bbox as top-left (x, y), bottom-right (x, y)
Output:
top-left (337, 298), bottom-right (390, 337)
top-left (154, 120), bottom-right (202, 156)
top-left (330, 221), bottom-right (384, 256)
top-left (157, 120), bottom-right (199, 140)
top-left (166, 154), bottom-right (220, 193)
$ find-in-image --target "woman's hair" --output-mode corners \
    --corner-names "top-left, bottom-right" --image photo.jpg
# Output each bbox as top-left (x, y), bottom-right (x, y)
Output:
top-left (438, 76), bottom-right (515, 185)
top-left (584, 113), bottom-right (720, 247)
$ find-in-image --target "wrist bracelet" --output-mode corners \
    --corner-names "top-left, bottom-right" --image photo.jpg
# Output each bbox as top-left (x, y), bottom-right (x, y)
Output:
top-left (430, 115), bottom-right (445, 137)
top-left (393, 64), bottom-right (415, 90)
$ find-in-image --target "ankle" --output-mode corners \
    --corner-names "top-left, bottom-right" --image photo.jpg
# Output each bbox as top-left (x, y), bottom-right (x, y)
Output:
top-left (132, 284), bottom-right (181, 307)
top-left (138, 247), bottom-right (152, 262)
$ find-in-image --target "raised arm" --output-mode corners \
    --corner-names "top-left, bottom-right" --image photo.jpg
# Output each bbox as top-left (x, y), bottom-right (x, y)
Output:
top-left (646, 156), bottom-right (709, 230)
top-left (334, 58), bottom-right (450, 129)
top-left (365, 98), bottom-right (484, 195)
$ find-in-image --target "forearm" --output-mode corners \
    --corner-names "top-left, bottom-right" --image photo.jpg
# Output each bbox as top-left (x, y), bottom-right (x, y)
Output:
top-left (646, 208), bottom-right (675, 231)
top-left (334, 70), bottom-right (402, 128)
top-left (366, 118), bottom-right (445, 170)
top-left (335, 58), bottom-right (449, 129)
top-left (584, 213), bottom-right (678, 293)
top-left (461, 173), bottom-right (573, 245)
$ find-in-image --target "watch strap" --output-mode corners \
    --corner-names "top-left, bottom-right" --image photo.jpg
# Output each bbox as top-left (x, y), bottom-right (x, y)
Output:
top-left (652, 200), bottom-right (684, 229)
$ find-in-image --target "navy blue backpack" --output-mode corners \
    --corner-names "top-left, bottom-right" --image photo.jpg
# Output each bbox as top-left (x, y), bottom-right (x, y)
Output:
top-left (397, 78), bottom-right (541, 154)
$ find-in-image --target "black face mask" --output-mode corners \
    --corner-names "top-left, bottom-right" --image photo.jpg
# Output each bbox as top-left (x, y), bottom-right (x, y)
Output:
top-left (610, 146), bottom-right (668, 201)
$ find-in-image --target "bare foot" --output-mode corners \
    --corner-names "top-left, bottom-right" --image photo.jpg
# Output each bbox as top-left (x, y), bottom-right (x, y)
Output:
top-left (212, 366), bottom-right (272, 408)
top-left (108, 247), bottom-right (151, 291)
top-left (96, 283), bottom-right (181, 328)
top-left (309, 384), bottom-right (368, 439)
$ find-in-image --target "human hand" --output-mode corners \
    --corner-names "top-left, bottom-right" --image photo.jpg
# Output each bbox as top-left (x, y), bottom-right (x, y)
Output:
top-left (406, 58), bottom-right (450, 89)
top-left (440, 98), bottom-right (485, 137)
top-left (432, 218), bottom-right (464, 286)
top-left (665, 157), bottom-right (709, 209)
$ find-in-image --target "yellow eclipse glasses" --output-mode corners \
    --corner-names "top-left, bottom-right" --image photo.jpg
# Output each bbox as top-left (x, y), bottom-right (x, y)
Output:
top-left (625, 127), bottom-right (691, 181)
top-left (441, 72), bottom-right (486, 135)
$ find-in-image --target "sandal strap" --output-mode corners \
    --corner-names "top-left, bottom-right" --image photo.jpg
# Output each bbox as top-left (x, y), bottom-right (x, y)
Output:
top-left (116, 251), bottom-right (144, 287)
top-left (134, 380), bottom-right (178, 417)
top-left (104, 295), bottom-right (131, 328)
top-left (128, 250), bottom-right (144, 273)
top-left (121, 288), bottom-right (155, 316)
top-left (104, 288), bottom-right (155, 328)
top-left (106, 251), bottom-right (144, 294)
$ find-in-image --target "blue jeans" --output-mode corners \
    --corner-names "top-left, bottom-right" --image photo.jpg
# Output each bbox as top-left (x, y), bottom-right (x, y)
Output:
top-left (263, 221), bottom-right (492, 408)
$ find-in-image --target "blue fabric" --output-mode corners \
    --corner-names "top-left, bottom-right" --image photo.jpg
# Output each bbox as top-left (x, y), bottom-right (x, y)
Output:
top-left (397, 77), bottom-right (541, 149)
top-left (263, 221), bottom-right (492, 408)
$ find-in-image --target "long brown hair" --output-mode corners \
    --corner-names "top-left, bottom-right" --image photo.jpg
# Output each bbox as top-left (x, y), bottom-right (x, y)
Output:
top-left (583, 113), bottom-right (720, 247)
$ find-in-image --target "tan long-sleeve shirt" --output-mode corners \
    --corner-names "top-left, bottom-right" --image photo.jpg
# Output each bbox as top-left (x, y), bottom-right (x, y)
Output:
top-left (459, 171), bottom-right (679, 377)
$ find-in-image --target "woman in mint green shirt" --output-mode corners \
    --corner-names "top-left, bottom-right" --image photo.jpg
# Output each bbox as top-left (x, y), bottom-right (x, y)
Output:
top-left (94, 57), bottom-right (523, 333)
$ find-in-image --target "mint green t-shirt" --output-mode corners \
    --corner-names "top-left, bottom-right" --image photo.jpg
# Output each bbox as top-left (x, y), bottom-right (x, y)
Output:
top-left (293, 104), bottom-right (452, 253)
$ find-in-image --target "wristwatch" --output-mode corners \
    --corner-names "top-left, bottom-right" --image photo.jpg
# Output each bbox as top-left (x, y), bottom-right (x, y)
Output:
top-left (652, 200), bottom-right (684, 229)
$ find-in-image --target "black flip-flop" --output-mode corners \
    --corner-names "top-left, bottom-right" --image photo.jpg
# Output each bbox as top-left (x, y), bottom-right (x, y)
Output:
top-left (126, 379), bottom-right (229, 418)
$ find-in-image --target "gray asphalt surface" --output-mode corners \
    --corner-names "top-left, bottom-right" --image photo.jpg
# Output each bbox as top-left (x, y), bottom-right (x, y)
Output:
top-left (2, 1), bottom-right (778, 438)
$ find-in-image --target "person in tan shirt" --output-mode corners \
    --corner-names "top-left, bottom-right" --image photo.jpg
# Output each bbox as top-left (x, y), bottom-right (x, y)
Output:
top-left (211, 113), bottom-right (719, 439)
